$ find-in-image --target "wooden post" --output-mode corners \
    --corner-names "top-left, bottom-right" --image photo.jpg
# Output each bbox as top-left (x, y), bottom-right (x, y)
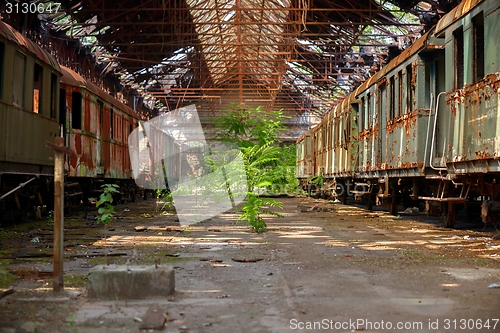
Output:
top-left (46, 137), bottom-right (70, 292)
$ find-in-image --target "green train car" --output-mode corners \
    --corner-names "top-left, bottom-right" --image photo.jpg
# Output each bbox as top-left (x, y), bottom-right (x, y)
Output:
top-left (0, 20), bottom-right (62, 220)
top-left (0, 20), bottom-right (147, 221)
top-left (297, 0), bottom-right (500, 227)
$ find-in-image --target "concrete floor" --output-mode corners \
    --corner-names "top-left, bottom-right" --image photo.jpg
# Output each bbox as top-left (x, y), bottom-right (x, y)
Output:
top-left (0, 196), bottom-right (499, 333)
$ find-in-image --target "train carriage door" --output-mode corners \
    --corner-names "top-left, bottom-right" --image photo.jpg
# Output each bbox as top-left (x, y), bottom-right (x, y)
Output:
top-left (431, 49), bottom-right (446, 166)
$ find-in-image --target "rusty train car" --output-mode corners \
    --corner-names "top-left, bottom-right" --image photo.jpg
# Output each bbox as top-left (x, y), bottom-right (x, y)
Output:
top-left (0, 20), bottom-right (152, 221)
top-left (297, 0), bottom-right (500, 227)
top-left (60, 66), bottom-right (140, 205)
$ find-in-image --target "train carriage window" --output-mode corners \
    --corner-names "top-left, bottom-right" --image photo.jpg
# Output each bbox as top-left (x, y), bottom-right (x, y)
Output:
top-left (454, 28), bottom-right (464, 89)
top-left (321, 127), bottom-right (326, 150)
top-left (33, 64), bottom-right (43, 114)
top-left (397, 71), bottom-right (403, 117)
top-left (110, 108), bottom-right (114, 139)
top-left (12, 52), bottom-right (26, 107)
top-left (331, 119), bottom-right (335, 147)
top-left (424, 60), bottom-right (431, 108)
top-left (325, 123), bottom-right (330, 149)
top-left (367, 93), bottom-right (371, 127)
top-left (345, 111), bottom-right (351, 142)
top-left (0, 42), bottom-right (4, 100)
top-left (379, 82), bottom-right (387, 120)
top-left (473, 13), bottom-right (484, 83)
top-left (406, 64), bottom-right (413, 113)
top-left (389, 76), bottom-right (395, 119)
top-left (50, 73), bottom-right (57, 119)
top-left (97, 100), bottom-right (104, 135)
top-left (360, 97), bottom-right (365, 130)
top-left (71, 92), bottom-right (82, 129)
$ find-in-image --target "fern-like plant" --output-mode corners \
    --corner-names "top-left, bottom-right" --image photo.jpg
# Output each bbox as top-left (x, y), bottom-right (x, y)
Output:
top-left (238, 193), bottom-right (283, 233)
top-left (211, 103), bottom-right (295, 232)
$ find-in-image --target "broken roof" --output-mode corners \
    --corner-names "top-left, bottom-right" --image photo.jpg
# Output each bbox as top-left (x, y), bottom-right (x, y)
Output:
top-left (0, 0), bottom-right (461, 138)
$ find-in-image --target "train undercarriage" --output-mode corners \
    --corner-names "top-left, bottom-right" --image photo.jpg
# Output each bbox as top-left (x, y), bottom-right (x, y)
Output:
top-left (0, 173), bottom-right (140, 223)
top-left (302, 172), bottom-right (500, 229)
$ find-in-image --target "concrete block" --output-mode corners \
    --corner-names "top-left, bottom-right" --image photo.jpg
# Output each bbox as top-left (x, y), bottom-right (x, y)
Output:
top-left (87, 265), bottom-right (175, 299)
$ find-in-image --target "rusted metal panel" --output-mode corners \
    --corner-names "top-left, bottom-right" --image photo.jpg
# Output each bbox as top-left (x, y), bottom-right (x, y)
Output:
top-left (447, 72), bottom-right (500, 172)
top-left (62, 65), bottom-right (139, 179)
top-left (60, 66), bottom-right (137, 119)
top-left (355, 51), bottom-right (440, 181)
top-left (4, 108), bottom-right (59, 166)
top-left (321, 96), bottom-right (358, 178)
top-left (69, 133), bottom-right (96, 177)
top-left (354, 30), bottom-right (439, 100)
top-left (83, 96), bottom-right (91, 132)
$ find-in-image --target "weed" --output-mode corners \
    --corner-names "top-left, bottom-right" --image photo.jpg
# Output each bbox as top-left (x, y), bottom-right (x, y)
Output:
top-left (0, 269), bottom-right (18, 288)
top-left (96, 184), bottom-right (120, 224)
top-left (212, 104), bottom-right (293, 232)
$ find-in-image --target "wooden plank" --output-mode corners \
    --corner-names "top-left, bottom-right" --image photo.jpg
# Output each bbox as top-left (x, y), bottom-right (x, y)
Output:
top-left (418, 196), bottom-right (466, 203)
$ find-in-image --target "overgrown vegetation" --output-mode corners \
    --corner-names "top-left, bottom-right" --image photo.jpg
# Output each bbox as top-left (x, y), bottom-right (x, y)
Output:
top-left (212, 104), bottom-right (298, 232)
top-left (95, 184), bottom-right (120, 224)
top-left (155, 189), bottom-right (174, 215)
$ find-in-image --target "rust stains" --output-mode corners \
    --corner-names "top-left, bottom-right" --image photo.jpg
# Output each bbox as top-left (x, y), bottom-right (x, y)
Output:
top-left (475, 150), bottom-right (491, 160)
top-left (386, 108), bottom-right (423, 136)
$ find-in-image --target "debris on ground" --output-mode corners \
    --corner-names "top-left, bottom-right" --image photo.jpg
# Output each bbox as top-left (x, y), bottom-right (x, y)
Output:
top-left (139, 306), bottom-right (168, 330)
top-left (309, 203), bottom-right (320, 211)
top-left (0, 197), bottom-right (499, 333)
top-left (402, 207), bottom-right (420, 214)
top-left (231, 258), bottom-right (264, 263)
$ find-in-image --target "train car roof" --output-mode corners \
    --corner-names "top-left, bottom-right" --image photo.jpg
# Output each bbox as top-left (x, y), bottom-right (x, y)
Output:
top-left (435, 0), bottom-right (483, 36)
top-left (60, 65), bottom-right (138, 118)
top-left (0, 20), bottom-right (60, 72)
top-left (296, 124), bottom-right (318, 143)
top-left (354, 28), bottom-right (439, 99)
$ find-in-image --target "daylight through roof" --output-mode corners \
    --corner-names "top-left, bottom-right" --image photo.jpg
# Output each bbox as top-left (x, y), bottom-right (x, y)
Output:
top-left (0, 0), bottom-right (461, 139)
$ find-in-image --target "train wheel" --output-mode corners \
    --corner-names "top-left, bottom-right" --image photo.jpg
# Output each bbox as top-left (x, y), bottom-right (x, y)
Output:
top-left (441, 202), bottom-right (456, 228)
